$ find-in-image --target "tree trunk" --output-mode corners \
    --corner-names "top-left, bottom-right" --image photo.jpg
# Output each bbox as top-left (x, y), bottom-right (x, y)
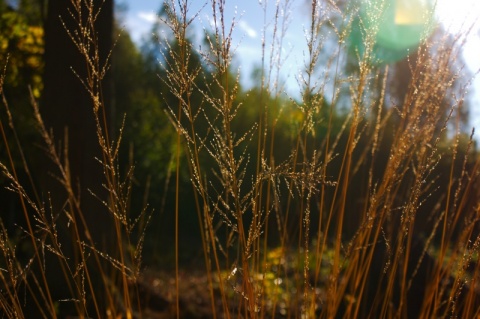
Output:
top-left (42, 0), bottom-right (113, 245)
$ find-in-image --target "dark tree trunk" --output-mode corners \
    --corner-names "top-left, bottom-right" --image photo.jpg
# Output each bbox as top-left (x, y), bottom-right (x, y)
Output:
top-left (42, 0), bottom-right (113, 245)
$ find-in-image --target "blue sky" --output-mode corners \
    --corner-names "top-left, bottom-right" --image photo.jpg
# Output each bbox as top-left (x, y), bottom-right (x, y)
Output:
top-left (117, 0), bottom-right (480, 134)
top-left (116, 0), bottom-right (309, 94)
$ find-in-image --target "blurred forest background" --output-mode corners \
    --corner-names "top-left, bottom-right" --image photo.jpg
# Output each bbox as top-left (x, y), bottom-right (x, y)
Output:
top-left (1, 0), bottom-right (475, 256)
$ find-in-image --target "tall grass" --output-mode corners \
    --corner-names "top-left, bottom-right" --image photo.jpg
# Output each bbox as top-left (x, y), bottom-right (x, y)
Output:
top-left (1, 1), bottom-right (147, 318)
top-left (1, 0), bottom-right (479, 318)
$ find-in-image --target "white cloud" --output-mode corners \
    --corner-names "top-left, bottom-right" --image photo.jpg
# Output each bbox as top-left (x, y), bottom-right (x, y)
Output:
top-left (120, 11), bottom-right (158, 44)
top-left (238, 20), bottom-right (258, 38)
top-left (138, 11), bottom-right (158, 23)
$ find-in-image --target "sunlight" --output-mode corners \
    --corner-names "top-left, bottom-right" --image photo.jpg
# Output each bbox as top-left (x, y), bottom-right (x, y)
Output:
top-left (435, 0), bottom-right (480, 33)
top-left (395, 0), bottom-right (430, 25)
top-left (351, 0), bottom-right (480, 64)
top-left (350, 0), bottom-right (435, 63)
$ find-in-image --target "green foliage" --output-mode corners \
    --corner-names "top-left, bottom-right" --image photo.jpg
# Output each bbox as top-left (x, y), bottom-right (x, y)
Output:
top-left (0, 2), bottom-right (44, 185)
top-left (113, 26), bottom-right (176, 181)
top-left (0, 2), bottom-right (43, 97)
